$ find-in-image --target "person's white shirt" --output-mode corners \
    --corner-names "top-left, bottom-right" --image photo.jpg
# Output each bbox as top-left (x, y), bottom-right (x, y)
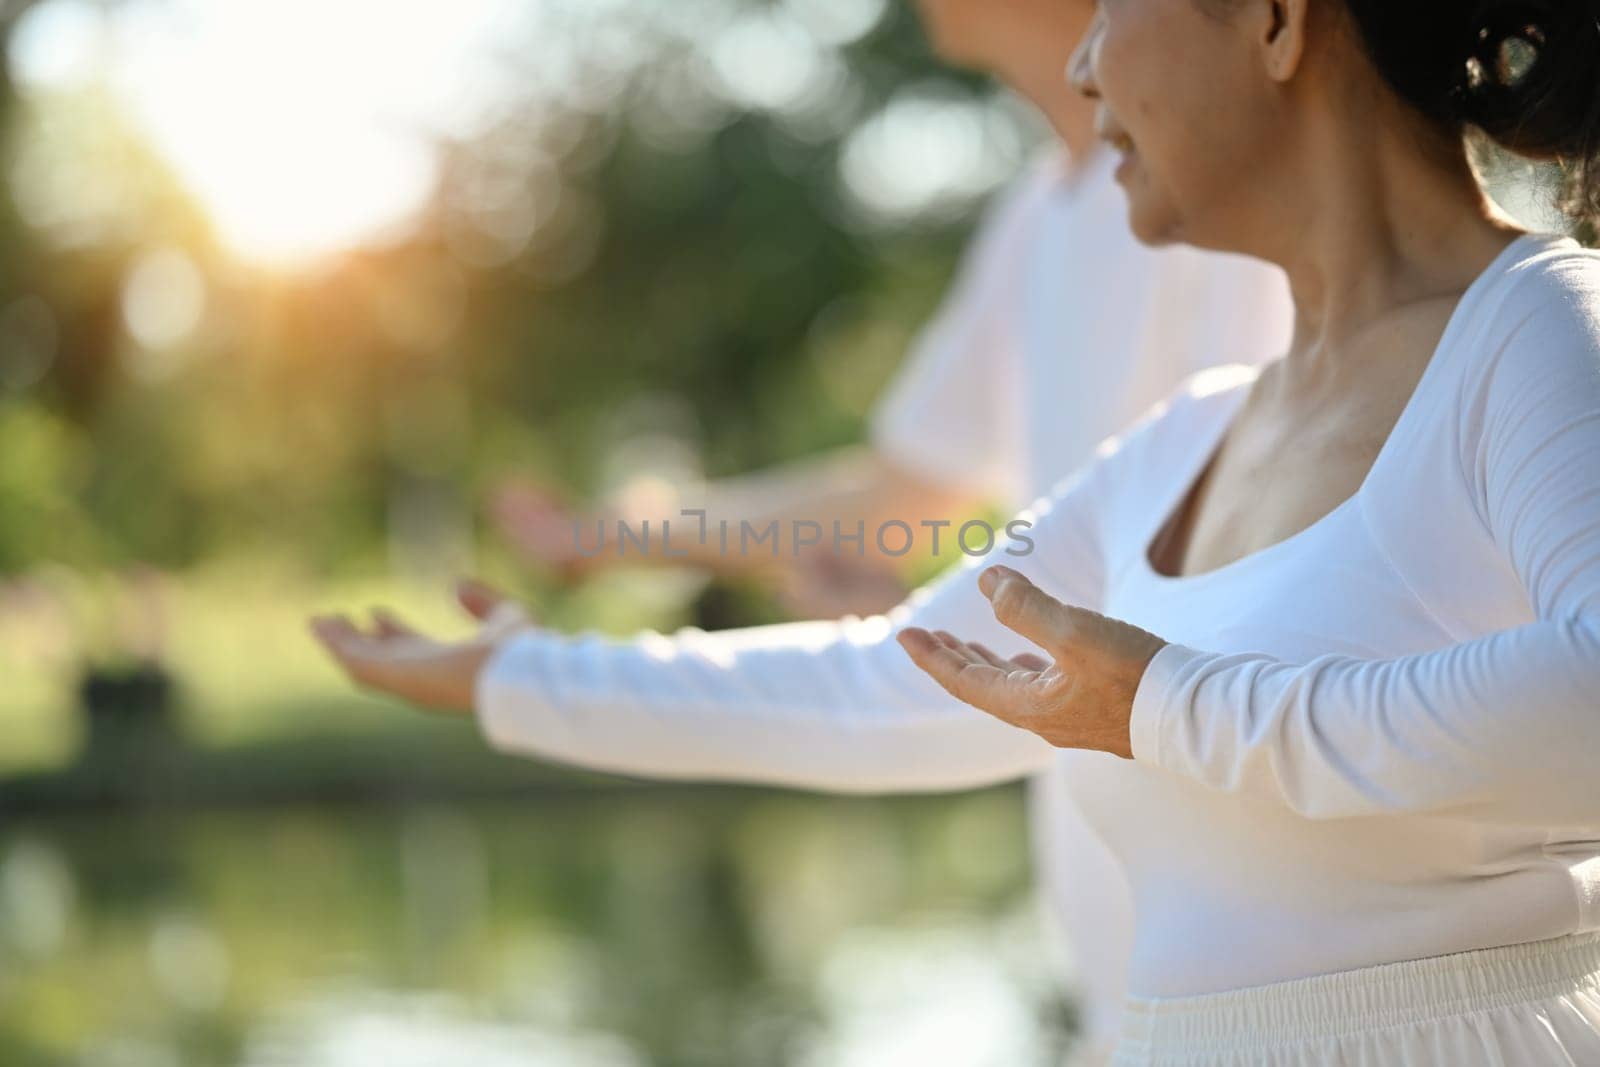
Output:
top-left (867, 145), bottom-right (1293, 1061)
top-left (475, 231), bottom-right (1600, 1064)
top-left (868, 146), bottom-right (1293, 507)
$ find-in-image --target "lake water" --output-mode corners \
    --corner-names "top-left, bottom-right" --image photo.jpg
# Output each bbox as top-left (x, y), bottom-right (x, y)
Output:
top-left (0, 786), bottom-right (1081, 1066)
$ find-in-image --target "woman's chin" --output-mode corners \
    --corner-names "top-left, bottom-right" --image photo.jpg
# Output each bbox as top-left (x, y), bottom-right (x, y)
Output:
top-left (1124, 195), bottom-right (1181, 248)
top-left (1114, 161), bottom-right (1172, 244)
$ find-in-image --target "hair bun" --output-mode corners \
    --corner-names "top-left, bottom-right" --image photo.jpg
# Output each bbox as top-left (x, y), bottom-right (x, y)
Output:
top-left (1343, 0), bottom-right (1600, 225)
top-left (1454, 1), bottom-right (1600, 159)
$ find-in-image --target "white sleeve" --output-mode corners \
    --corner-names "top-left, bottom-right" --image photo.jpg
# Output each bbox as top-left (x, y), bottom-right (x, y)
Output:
top-left (473, 422), bottom-right (1122, 794)
top-left (1128, 273), bottom-right (1600, 826)
top-left (866, 171), bottom-right (1045, 502)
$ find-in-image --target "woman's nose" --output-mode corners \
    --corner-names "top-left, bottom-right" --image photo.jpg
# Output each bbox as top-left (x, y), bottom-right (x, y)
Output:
top-left (1066, 9), bottom-right (1104, 99)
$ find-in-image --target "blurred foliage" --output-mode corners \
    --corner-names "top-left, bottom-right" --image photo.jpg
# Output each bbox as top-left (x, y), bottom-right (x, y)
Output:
top-left (0, 0), bottom-right (1047, 774)
top-left (0, 0), bottom-right (1034, 586)
top-left (0, 789), bottom-right (1076, 1066)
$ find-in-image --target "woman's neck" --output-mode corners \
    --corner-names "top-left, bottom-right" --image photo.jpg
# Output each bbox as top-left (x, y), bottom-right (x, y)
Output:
top-left (1260, 109), bottom-right (1524, 374)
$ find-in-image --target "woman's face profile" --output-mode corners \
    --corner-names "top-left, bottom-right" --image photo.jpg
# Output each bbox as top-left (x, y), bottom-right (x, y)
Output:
top-left (1072, 0), bottom-right (1289, 250)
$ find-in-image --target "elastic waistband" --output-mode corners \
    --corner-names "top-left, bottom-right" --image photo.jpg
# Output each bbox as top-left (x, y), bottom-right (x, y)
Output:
top-left (1117, 933), bottom-right (1600, 1058)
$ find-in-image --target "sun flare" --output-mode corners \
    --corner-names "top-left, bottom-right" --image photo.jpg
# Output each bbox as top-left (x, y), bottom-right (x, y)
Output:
top-left (11, 0), bottom-right (525, 267)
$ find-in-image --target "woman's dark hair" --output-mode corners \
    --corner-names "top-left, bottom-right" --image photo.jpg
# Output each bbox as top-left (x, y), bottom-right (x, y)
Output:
top-left (1342, 1), bottom-right (1600, 225)
top-left (1199, 1), bottom-right (1600, 226)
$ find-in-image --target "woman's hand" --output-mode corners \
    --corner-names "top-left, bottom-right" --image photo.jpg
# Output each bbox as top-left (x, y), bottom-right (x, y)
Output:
top-left (897, 565), bottom-right (1168, 759)
top-left (490, 474), bottom-right (683, 578)
top-left (309, 579), bottom-right (535, 715)
top-left (490, 478), bottom-right (611, 578)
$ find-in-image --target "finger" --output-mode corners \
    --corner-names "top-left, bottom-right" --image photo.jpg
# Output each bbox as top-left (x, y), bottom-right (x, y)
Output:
top-left (934, 631), bottom-right (996, 671)
top-left (370, 608), bottom-right (417, 639)
top-left (970, 641), bottom-right (1054, 689)
top-left (896, 627), bottom-right (1035, 726)
top-left (309, 616), bottom-right (388, 685)
top-left (966, 641), bottom-right (1012, 670)
top-left (1010, 652), bottom-right (1052, 672)
top-left (457, 577), bottom-right (536, 636)
top-left (456, 578), bottom-right (508, 620)
top-left (308, 614), bottom-right (364, 651)
top-left (898, 627), bottom-right (983, 682)
top-left (978, 565), bottom-right (1078, 654)
top-left (926, 630), bottom-right (982, 671)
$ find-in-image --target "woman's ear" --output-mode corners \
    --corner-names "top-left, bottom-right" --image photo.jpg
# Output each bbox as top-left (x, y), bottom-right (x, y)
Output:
top-left (1257, 0), bottom-right (1309, 83)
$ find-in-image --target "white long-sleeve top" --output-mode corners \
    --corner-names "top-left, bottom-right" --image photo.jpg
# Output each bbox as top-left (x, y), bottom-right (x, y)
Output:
top-left (477, 232), bottom-right (1600, 997)
top-left (865, 146), bottom-right (1288, 1055)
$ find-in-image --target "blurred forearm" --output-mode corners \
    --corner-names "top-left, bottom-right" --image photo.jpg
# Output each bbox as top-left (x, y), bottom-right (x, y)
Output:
top-left (619, 445), bottom-right (986, 576)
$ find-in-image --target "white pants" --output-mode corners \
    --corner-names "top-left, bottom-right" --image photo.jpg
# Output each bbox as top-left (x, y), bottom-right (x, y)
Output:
top-left (1111, 932), bottom-right (1600, 1066)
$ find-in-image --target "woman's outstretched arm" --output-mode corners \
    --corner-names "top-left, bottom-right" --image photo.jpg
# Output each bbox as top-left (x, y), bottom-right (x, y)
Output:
top-left (472, 578), bottom-right (1054, 794)
top-left (314, 409), bottom-right (1149, 794)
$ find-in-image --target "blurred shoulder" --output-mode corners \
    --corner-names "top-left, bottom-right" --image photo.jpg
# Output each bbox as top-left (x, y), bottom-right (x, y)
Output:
top-left (976, 148), bottom-right (1076, 230)
top-left (949, 149), bottom-right (1075, 282)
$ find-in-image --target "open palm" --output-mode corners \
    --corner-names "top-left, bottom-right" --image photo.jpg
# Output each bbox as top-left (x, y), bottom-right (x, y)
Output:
top-left (309, 579), bottom-right (534, 714)
top-left (896, 565), bottom-right (1168, 758)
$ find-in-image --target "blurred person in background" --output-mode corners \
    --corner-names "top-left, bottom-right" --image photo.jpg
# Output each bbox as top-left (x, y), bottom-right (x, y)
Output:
top-left (487, 0), bottom-right (1291, 1062)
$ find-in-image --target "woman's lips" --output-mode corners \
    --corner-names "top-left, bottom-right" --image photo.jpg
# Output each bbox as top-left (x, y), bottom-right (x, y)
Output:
top-left (1098, 126), bottom-right (1137, 183)
top-left (1114, 147), bottom-right (1138, 183)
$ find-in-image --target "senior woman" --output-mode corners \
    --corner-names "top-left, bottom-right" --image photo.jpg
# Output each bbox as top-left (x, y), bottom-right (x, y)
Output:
top-left (315, 0), bottom-right (1600, 1062)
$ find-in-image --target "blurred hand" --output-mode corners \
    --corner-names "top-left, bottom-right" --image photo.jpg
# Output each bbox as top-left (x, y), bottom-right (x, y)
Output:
top-left (776, 551), bottom-right (909, 619)
top-left (896, 565), bottom-right (1167, 758)
top-left (491, 478), bottom-right (609, 577)
top-left (310, 578), bottom-right (535, 715)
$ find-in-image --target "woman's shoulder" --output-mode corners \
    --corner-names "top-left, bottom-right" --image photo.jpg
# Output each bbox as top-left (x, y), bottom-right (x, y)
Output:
top-left (1458, 233), bottom-right (1600, 357)
top-left (1498, 230), bottom-right (1600, 283)
top-left (1502, 231), bottom-right (1600, 308)
top-left (974, 150), bottom-right (1076, 233)
top-left (1437, 233), bottom-right (1600, 428)
top-left (940, 152), bottom-right (1076, 295)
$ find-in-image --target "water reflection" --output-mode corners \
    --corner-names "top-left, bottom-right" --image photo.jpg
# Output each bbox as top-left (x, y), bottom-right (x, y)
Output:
top-left (0, 837), bottom-right (75, 959)
top-left (0, 790), bottom-right (1077, 1065)
top-left (242, 990), bottom-right (644, 1067)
